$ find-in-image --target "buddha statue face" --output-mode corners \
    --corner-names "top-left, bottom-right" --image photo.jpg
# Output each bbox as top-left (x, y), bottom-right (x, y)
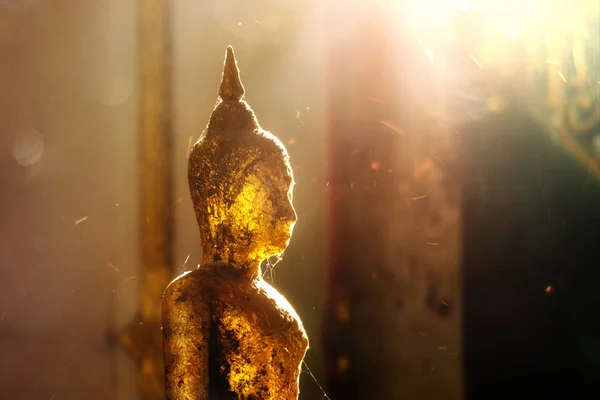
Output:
top-left (188, 47), bottom-right (297, 268)
top-left (189, 130), bottom-right (297, 266)
top-left (224, 146), bottom-right (296, 257)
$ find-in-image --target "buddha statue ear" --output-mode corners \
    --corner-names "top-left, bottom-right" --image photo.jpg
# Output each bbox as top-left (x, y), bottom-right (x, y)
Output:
top-left (219, 46), bottom-right (245, 101)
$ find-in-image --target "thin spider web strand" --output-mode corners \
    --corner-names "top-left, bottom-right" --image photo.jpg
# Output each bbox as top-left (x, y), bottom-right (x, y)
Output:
top-left (302, 360), bottom-right (331, 400)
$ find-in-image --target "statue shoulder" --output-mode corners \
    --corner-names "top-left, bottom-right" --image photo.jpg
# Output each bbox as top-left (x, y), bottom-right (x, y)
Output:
top-left (163, 269), bottom-right (212, 307)
top-left (256, 280), bottom-right (309, 348)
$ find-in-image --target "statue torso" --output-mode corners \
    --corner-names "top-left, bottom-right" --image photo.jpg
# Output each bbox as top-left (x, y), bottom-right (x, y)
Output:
top-left (193, 267), bottom-right (309, 400)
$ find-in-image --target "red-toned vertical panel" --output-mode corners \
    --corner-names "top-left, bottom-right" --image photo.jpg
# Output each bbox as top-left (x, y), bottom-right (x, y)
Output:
top-left (322, 2), bottom-right (400, 399)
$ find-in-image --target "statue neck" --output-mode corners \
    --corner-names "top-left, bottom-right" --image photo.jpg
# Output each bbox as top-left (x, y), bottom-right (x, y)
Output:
top-left (201, 246), bottom-right (262, 278)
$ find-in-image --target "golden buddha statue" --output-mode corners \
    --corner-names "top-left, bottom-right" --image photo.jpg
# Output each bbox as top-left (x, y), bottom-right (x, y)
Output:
top-left (162, 46), bottom-right (309, 400)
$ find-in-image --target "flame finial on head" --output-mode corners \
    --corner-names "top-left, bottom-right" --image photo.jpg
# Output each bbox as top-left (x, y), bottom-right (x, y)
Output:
top-left (219, 46), bottom-right (245, 101)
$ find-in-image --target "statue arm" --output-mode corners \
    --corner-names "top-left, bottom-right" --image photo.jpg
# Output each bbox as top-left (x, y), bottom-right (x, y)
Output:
top-left (162, 273), bottom-right (211, 400)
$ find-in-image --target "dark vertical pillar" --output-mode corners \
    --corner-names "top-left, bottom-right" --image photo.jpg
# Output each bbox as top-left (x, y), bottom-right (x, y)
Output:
top-left (460, 102), bottom-right (600, 399)
top-left (322, 3), bottom-right (399, 399)
top-left (460, 8), bottom-right (600, 396)
top-left (120, 1), bottom-right (173, 399)
top-left (323, 3), bottom-right (464, 399)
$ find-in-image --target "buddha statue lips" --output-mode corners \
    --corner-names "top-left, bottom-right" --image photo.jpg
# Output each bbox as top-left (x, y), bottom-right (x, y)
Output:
top-left (162, 47), bottom-right (308, 400)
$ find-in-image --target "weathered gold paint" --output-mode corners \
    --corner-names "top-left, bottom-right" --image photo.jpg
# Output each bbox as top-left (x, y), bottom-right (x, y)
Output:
top-left (162, 47), bottom-right (308, 400)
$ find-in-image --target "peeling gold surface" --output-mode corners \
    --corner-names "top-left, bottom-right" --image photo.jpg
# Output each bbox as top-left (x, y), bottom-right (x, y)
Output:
top-left (162, 47), bottom-right (308, 399)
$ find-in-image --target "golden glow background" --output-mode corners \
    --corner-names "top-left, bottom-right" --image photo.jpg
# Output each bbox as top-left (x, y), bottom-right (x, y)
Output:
top-left (0, 0), bottom-right (598, 399)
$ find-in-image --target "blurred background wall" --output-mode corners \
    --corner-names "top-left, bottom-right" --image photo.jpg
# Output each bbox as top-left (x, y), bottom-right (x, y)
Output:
top-left (0, 1), bottom-right (140, 398)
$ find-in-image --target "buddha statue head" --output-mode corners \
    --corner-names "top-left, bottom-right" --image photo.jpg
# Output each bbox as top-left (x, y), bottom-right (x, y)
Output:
top-left (188, 46), bottom-right (296, 270)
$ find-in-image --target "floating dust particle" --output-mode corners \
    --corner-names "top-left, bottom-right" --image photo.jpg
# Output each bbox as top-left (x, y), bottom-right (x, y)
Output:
top-left (413, 159), bottom-right (433, 178)
top-left (371, 161), bottom-right (380, 171)
top-left (107, 263), bottom-right (120, 273)
top-left (431, 154), bottom-right (446, 166)
top-left (74, 216), bottom-right (88, 225)
top-left (380, 119), bottom-right (404, 136)
top-left (237, 21), bottom-right (242, 26)
top-left (470, 54), bottom-right (482, 69)
top-left (186, 136), bottom-right (193, 159)
top-left (254, 20), bottom-right (262, 25)
top-left (177, 254), bottom-right (191, 275)
top-left (438, 346), bottom-right (448, 350)
top-left (412, 194), bottom-right (428, 201)
top-left (545, 285), bottom-right (553, 294)
top-left (455, 2), bottom-right (469, 12)
top-left (123, 275), bottom-right (137, 284)
top-left (337, 355), bottom-right (350, 374)
top-left (336, 302), bottom-right (350, 323)
top-left (404, 265), bottom-right (412, 281)
top-left (296, 110), bottom-right (300, 119)
top-left (169, 198), bottom-right (182, 208)
top-left (487, 95), bottom-right (506, 113)
top-left (288, 137), bottom-right (297, 145)
top-left (545, 59), bottom-right (560, 65)
top-left (366, 96), bottom-right (385, 104)
top-left (557, 71), bottom-right (567, 83)
top-left (426, 242), bottom-right (440, 246)
top-left (1, 311), bottom-right (6, 324)
top-left (425, 48), bottom-right (434, 63)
